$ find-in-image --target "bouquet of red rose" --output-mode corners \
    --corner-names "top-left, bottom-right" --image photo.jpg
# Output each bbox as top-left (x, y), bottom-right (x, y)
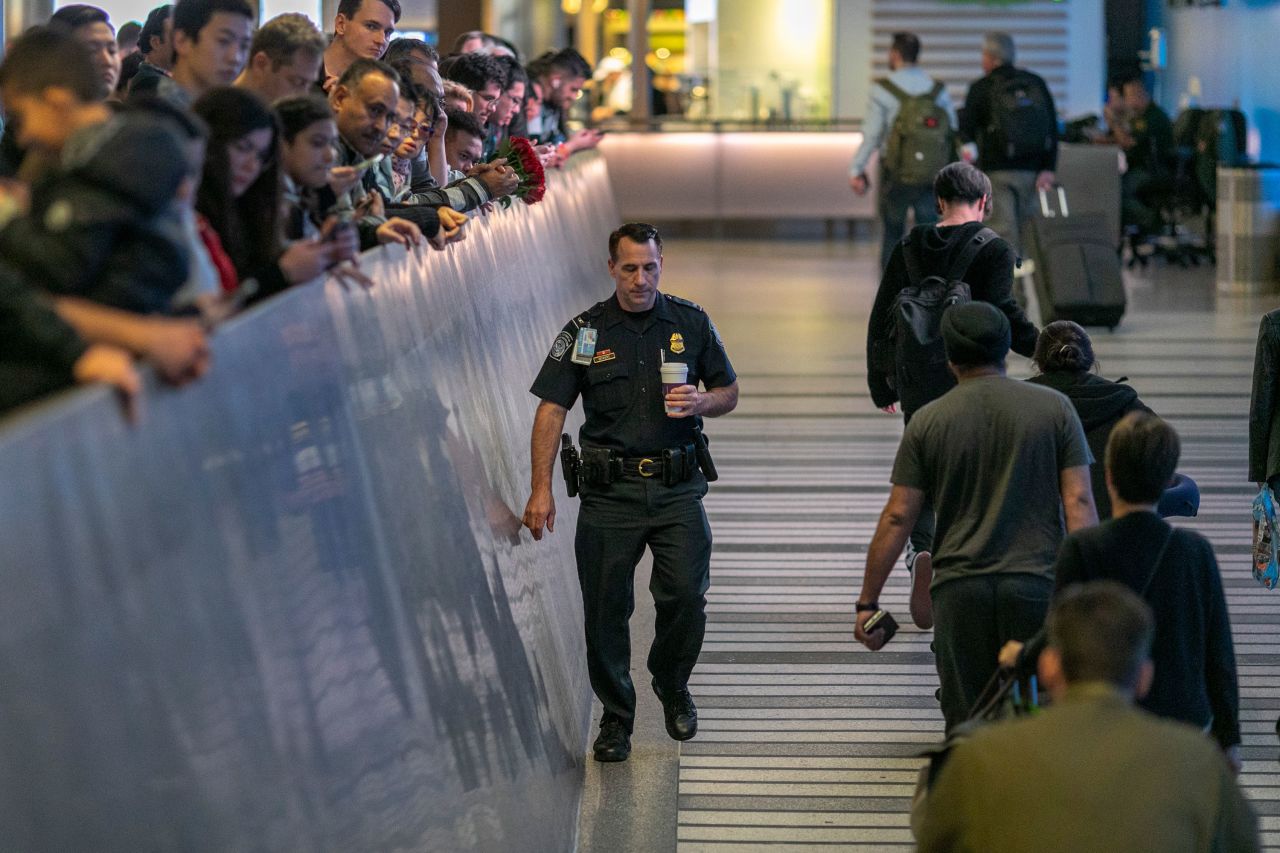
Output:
top-left (495, 136), bottom-right (547, 206)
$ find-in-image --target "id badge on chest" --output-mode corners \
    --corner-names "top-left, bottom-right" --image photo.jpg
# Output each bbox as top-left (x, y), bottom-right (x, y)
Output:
top-left (571, 327), bottom-right (598, 365)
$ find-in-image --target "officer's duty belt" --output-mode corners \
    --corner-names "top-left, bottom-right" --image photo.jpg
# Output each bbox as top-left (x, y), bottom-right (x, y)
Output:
top-left (621, 456), bottom-right (675, 478)
top-left (580, 445), bottom-right (697, 486)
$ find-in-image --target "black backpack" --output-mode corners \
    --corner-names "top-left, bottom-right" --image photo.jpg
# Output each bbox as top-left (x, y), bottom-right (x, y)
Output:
top-left (987, 70), bottom-right (1056, 162)
top-left (892, 228), bottom-right (996, 415)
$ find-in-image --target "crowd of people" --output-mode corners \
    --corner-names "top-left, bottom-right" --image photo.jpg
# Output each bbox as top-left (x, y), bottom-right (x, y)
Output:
top-left (0, 3), bottom-right (605, 417)
top-left (0, 10), bottom-right (1266, 848)
top-left (850, 30), bottom-right (1181, 265)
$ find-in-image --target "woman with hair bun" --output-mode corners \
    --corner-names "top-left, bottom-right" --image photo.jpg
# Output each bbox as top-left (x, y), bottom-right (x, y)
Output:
top-left (1028, 321), bottom-right (1154, 519)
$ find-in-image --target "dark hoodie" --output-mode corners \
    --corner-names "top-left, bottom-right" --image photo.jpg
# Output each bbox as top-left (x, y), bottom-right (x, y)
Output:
top-left (867, 221), bottom-right (1040, 415)
top-left (0, 114), bottom-right (189, 314)
top-left (0, 259), bottom-right (90, 414)
top-left (1028, 370), bottom-right (1154, 518)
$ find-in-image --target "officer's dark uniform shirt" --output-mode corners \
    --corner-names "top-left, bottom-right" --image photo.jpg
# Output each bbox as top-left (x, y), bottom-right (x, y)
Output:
top-left (531, 292), bottom-right (736, 456)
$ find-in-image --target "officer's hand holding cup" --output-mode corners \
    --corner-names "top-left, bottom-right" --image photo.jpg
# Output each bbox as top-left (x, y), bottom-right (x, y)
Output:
top-left (662, 362), bottom-right (697, 417)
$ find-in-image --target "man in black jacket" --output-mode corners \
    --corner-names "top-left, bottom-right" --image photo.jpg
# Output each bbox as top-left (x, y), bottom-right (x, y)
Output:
top-left (1250, 308), bottom-right (1280, 491)
top-left (0, 27), bottom-right (190, 314)
top-left (959, 32), bottom-right (1058, 253)
top-left (866, 162), bottom-right (1039, 628)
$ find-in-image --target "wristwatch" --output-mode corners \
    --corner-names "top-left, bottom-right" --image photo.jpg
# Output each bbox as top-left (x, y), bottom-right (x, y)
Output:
top-left (855, 601), bottom-right (879, 613)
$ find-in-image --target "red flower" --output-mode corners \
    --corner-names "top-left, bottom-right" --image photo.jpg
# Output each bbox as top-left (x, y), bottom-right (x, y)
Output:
top-left (498, 136), bottom-right (548, 206)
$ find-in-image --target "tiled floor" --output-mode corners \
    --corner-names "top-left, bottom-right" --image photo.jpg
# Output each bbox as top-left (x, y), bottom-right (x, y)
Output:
top-left (578, 236), bottom-right (1280, 851)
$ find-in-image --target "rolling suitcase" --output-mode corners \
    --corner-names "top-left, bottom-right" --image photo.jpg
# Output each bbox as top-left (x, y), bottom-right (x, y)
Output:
top-left (1028, 186), bottom-right (1127, 329)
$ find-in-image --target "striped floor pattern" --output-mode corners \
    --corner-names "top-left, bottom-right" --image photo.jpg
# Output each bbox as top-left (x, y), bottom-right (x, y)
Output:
top-left (670, 239), bottom-right (1280, 851)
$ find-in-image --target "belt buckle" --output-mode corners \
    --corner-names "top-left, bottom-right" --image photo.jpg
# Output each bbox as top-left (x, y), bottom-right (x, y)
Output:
top-left (637, 457), bottom-right (658, 478)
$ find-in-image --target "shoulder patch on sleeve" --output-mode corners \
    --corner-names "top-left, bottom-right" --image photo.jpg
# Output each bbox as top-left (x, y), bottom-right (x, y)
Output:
top-left (549, 330), bottom-right (573, 361)
top-left (665, 294), bottom-right (705, 313)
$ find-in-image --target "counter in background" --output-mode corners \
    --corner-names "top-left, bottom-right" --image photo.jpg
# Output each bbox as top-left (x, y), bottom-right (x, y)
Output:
top-left (600, 132), bottom-right (1119, 239)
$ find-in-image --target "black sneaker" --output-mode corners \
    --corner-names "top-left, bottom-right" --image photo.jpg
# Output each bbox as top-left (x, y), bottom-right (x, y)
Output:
top-left (652, 679), bottom-right (698, 741)
top-left (593, 718), bottom-right (631, 762)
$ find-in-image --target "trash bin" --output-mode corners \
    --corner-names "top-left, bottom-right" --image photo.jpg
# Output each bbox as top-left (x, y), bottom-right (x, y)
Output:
top-left (1217, 164), bottom-right (1280, 295)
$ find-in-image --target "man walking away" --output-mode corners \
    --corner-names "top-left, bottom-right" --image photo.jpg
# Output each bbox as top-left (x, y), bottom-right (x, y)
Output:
top-left (959, 32), bottom-right (1058, 253)
top-left (865, 163), bottom-right (1039, 626)
top-left (917, 581), bottom-right (1259, 853)
top-left (855, 302), bottom-right (1095, 731)
top-left (849, 32), bottom-right (956, 270)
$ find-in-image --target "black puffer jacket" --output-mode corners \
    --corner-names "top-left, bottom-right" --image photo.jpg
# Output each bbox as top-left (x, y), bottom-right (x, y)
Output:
top-left (1028, 370), bottom-right (1154, 518)
top-left (0, 115), bottom-right (189, 314)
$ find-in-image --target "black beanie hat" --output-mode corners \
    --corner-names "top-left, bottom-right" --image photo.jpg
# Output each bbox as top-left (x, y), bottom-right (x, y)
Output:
top-left (942, 302), bottom-right (1011, 366)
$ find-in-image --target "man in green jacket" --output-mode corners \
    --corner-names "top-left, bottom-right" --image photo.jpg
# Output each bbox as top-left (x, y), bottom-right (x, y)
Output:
top-left (917, 581), bottom-right (1258, 853)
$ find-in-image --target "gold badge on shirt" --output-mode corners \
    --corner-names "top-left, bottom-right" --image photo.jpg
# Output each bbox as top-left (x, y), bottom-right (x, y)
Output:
top-left (669, 332), bottom-right (686, 354)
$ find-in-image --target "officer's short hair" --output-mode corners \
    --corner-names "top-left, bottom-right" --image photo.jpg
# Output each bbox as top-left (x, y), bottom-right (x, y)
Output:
top-left (0, 27), bottom-right (102, 102)
top-left (984, 32), bottom-right (1015, 66)
top-left (891, 32), bottom-right (920, 64)
top-left (934, 162), bottom-right (992, 206)
top-left (1048, 581), bottom-right (1154, 690)
top-left (250, 14), bottom-right (325, 69)
top-left (609, 223), bottom-right (663, 261)
top-left (1106, 412), bottom-right (1180, 505)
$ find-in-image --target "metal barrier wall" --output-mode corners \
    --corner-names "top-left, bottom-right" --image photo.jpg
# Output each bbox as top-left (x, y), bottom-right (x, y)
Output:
top-left (0, 154), bottom-right (616, 851)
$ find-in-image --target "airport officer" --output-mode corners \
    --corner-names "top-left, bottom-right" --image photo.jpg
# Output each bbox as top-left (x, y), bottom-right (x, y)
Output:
top-left (522, 222), bottom-right (739, 763)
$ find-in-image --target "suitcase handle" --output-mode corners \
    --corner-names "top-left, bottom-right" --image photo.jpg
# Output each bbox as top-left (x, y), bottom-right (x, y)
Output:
top-left (1037, 185), bottom-right (1069, 218)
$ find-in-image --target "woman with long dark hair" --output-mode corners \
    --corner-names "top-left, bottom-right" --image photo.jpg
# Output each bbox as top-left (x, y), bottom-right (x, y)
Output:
top-left (192, 87), bottom-right (338, 303)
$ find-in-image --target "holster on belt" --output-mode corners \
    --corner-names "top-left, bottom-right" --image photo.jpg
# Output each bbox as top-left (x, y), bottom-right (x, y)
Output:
top-left (694, 424), bottom-right (718, 482)
top-left (581, 446), bottom-right (621, 486)
top-left (559, 434), bottom-right (581, 498)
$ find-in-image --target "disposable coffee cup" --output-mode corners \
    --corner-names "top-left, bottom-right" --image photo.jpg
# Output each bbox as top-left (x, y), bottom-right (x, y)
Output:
top-left (661, 362), bottom-right (689, 415)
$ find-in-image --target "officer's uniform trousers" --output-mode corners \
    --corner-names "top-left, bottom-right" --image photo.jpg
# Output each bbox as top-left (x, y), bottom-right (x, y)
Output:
top-left (576, 472), bottom-right (712, 731)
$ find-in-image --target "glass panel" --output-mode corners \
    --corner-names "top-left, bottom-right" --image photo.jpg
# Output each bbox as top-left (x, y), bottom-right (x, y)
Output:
top-left (590, 0), bottom-right (834, 123)
top-left (711, 0), bottom-right (833, 120)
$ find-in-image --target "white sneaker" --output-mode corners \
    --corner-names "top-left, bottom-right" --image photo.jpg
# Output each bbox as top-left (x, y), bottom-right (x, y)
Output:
top-left (905, 545), bottom-right (934, 630)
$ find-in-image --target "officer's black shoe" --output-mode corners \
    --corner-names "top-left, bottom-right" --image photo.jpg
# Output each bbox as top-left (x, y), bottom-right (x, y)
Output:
top-left (593, 718), bottom-right (631, 762)
top-left (652, 679), bottom-right (698, 741)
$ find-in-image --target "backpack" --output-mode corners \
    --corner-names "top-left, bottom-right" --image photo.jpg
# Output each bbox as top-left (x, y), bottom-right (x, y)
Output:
top-left (880, 79), bottom-right (954, 186)
top-left (986, 69), bottom-right (1056, 162)
top-left (892, 228), bottom-right (997, 415)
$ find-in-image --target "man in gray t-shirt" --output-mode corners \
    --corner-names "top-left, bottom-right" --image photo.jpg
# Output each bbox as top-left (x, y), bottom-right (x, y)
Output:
top-left (855, 302), bottom-right (1097, 731)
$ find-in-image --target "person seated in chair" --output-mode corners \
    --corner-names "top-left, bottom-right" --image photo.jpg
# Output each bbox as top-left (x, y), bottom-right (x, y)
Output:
top-left (1113, 71), bottom-right (1175, 241)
